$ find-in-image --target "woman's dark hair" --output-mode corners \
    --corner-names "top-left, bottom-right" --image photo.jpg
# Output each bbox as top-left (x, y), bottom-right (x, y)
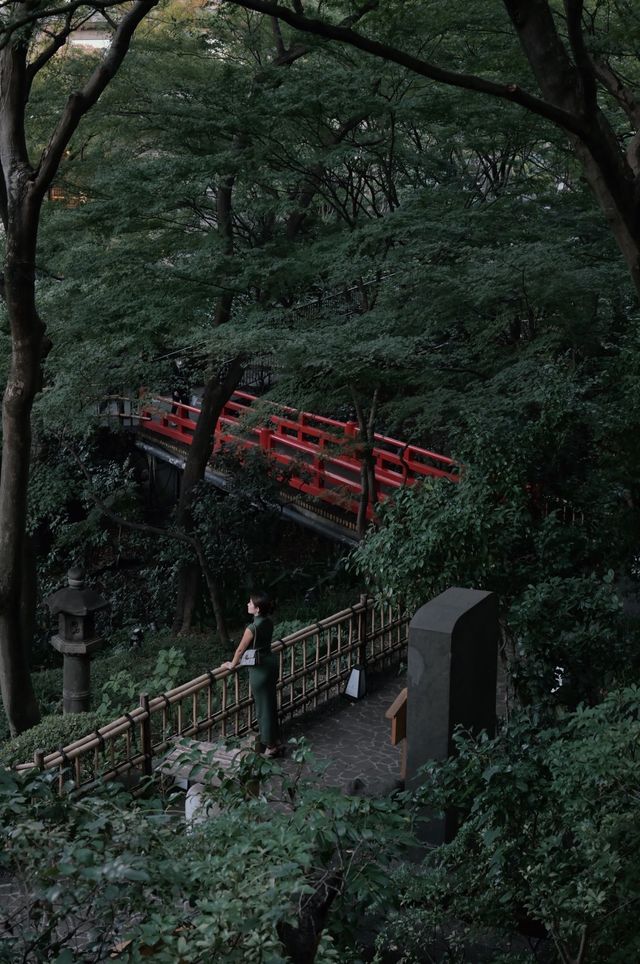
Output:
top-left (250, 590), bottom-right (273, 616)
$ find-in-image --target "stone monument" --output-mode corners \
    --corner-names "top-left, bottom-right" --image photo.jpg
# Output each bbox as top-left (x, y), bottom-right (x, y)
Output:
top-left (406, 586), bottom-right (499, 844)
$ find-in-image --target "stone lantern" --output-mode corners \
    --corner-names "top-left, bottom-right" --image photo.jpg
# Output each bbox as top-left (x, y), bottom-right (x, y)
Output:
top-left (45, 566), bottom-right (109, 714)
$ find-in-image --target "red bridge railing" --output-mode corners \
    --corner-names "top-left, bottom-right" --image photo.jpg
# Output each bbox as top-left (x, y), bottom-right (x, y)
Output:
top-left (140, 390), bottom-right (457, 520)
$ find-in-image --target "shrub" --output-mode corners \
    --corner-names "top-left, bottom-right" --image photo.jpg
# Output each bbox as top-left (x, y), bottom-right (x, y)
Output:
top-left (32, 666), bottom-right (63, 714)
top-left (379, 688), bottom-right (640, 964)
top-left (96, 646), bottom-right (187, 715)
top-left (0, 710), bottom-right (111, 767)
top-left (273, 618), bottom-right (310, 640)
top-left (1, 743), bottom-right (412, 962)
top-left (509, 572), bottom-right (628, 706)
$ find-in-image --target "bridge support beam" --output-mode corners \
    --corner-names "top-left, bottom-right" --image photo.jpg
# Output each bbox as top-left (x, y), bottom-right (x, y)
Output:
top-left (406, 587), bottom-right (498, 845)
top-left (148, 452), bottom-right (180, 509)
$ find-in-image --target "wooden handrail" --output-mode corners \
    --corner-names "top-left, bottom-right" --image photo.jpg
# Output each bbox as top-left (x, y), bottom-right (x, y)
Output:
top-left (12, 598), bottom-right (408, 791)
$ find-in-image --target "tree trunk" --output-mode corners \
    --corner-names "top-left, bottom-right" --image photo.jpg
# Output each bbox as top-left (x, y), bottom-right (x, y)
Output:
top-left (570, 135), bottom-right (640, 296)
top-left (172, 39), bottom-right (379, 624)
top-left (352, 388), bottom-right (379, 539)
top-left (356, 444), bottom-right (378, 539)
top-left (172, 357), bottom-right (245, 634)
top-left (0, 0), bottom-right (157, 734)
top-left (200, 557), bottom-right (230, 645)
top-left (501, 0), bottom-right (640, 295)
top-left (0, 210), bottom-right (44, 734)
top-left (356, 457), bottom-right (370, 539)
top-left (172, 167), bottom-right (240, 636)
top-left (174, 561), bottom-right (201, 635)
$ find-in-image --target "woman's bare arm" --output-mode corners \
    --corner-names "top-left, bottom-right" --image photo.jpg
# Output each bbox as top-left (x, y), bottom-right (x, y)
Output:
top-left (223, 627), bottom-right (254, 670)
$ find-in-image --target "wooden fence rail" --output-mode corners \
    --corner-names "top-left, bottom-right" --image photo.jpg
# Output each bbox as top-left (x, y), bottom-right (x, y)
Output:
top-left (14, 598), bottom-right (408, 793)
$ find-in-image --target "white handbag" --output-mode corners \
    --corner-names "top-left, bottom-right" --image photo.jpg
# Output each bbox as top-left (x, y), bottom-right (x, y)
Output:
top-left (239, 648), bottom-right (261, 667)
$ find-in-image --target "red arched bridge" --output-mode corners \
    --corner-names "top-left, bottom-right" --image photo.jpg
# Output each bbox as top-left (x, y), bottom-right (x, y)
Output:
top-left (134, 390), bottom-right (457, 538)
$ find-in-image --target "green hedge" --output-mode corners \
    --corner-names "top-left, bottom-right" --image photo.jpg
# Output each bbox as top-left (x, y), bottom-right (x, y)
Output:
top-left (0, 711), bottom-right (112, 767)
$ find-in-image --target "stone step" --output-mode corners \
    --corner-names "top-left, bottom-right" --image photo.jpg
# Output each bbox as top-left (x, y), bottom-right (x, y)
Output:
top-left (155, 737), bottom-right (256, 789)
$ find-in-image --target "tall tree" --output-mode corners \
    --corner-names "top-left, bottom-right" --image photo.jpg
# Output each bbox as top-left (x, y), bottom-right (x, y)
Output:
top-left (0, 1), bottom-right (157, 735)
top-left (35, 10), bottom-right (399, 629)
top-left (170, 4), bottom-right (393, 630)
top-left (223, 0), bottom-right (640, 300)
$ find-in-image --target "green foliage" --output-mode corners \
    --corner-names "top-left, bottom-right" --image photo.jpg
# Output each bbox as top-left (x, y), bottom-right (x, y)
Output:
top-left (29, 438), bottom-right (165, 639)
top-left (188, 452), bottom-right (282, 608)
top-left (351, 394), bottom-right (639, 706)
top-left (5, 7), bottom-right (640, 961)
top-left (96, 647), bottom-right (187, 716)
top-left (1, 629), bottom-right (226, 760)
top-left (29, 666), bottom-right (63, 714)
top-left (26, 0), bottom-right (640, 661)
top-left (509, 573), bottom-right (630, 706)
top-left (0, 742), bottom-right (412, 962)
top-left (378, 688), bottom-right (640, 963)
top-left (271, 618), bottom-right (310, 640)
top-left (0, 711), bottom-right (110, 767)
top-left (87, 631), bottom-right (224, 715)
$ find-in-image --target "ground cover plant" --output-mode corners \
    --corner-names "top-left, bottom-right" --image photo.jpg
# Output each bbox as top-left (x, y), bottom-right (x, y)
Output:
top-left (0, 743), bottom-right (412, 963)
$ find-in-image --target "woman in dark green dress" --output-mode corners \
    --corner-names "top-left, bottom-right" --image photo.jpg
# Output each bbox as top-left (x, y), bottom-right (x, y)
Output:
top-left (223, 591), bottom-right (280, 756)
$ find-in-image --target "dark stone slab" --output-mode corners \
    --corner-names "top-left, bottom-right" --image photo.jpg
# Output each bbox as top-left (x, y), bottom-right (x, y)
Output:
top-left (406, 587), bottom-right (498, 844)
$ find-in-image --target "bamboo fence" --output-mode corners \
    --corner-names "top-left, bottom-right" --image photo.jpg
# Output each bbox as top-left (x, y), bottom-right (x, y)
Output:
top-left (13, 597), bottom-right (408, 793)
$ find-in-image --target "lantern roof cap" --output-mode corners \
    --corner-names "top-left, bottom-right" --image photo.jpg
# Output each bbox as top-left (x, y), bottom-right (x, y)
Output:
top-left (44, 567), bottom-right (109, 616)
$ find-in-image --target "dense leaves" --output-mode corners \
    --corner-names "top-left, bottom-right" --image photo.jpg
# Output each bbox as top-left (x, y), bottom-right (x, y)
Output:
top-left (0, 743), bottom-right (412, 962)
top-left (379, 688), bottom-right (640, 963)
top-left (3, 4), bottom-right (640, 960)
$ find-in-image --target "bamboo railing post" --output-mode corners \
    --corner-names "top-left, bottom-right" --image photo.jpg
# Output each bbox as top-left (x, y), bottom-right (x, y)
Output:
top-left (358, 593), bottom-right (368, 666)
top-left (139, 693), bottom-right (153, 777)
top-left (13, 600), bottom-right (410, 796)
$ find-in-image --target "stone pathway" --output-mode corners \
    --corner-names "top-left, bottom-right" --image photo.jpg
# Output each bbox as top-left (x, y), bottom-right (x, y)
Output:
top-left (283, 671), bottom-right (406, 797)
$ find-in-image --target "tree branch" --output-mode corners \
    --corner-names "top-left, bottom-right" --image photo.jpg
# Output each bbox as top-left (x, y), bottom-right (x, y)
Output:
top-left (32, 0), bottom-right (158, 198)
top-left (576, 924), bottom-right (589, 964)
top-left (0, 159), bottom-right (7, 230)
top-left (366, 385), bottom-right (379, 439)
top-left (222, 0), bottom-right (589, 137)
top-left (588, 56), bottom-right (640, 173)
top-left (564, 0), bottom-right (597, 111)
top-left (589, 57), bottom-right (640, 126)
top-left (26, 10), bottom-right (87, 93)
top-left (270, 15), bottom-right (286, 58)
top-left (0, 0), bottom-right (127, 50)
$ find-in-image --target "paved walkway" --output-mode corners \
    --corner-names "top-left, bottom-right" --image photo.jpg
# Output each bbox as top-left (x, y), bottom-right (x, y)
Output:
top-left (283, 671), bottom-right (406, 797)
